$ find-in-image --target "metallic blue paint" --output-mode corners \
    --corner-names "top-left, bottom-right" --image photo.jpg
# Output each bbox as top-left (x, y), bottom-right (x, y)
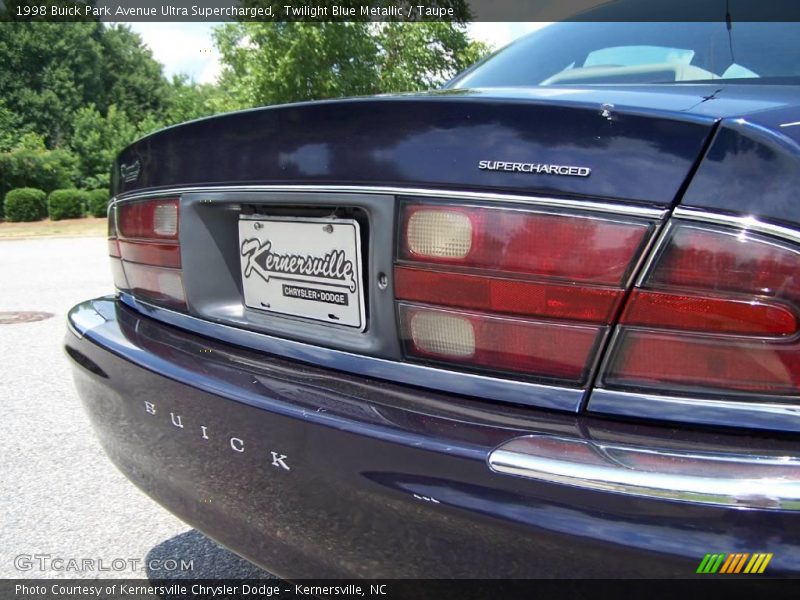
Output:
top-left (114, 85), bottom-right (800, 218)
top-left (80, 81), bottom-right (800, 577)
top-left (66, 299), bottom-right (800, 577)
top-left (113, 89), bottom-right (720, 206)
top-left (682, 102), bottom-right (800, 226)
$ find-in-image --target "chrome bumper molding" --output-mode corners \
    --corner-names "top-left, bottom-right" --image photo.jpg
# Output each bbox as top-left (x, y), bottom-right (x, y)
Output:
top-left (119, 293), bottom-right (586, 412)
top-left (66, 296), bottom-right (117, 339)
top-left (589, 388), bottom-right (800, 434)
top-left (674, 206), bottom-right (800, 246)
top-left (112, 184), bottom-right (667, 219)
top-left (489, 434), bottom-right (800, 510)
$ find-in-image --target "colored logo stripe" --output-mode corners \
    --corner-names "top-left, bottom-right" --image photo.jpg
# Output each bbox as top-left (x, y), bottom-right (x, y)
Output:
top-left (745, 553), bottom-right (773, 574)
top-left (720, 553), bottom-right (748, 573)
top-left (697, 554), bottom-right (725, 574)
top-left (697, 553), bottom-right (773, 574)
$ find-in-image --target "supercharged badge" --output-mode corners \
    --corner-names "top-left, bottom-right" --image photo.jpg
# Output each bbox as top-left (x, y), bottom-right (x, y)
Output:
top-left (479, 160), bottom-right (591, 177)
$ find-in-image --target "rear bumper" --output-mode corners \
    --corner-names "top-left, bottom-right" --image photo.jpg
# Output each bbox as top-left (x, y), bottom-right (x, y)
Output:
top-left (65, 297), bottom-right (800, 578)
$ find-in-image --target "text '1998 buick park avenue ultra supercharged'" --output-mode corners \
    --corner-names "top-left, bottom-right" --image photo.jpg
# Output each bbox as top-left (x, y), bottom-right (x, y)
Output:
top-left (66, 19), bottom-right (800, 577)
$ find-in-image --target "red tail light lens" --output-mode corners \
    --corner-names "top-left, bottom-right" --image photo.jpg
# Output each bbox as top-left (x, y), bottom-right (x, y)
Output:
top-left (401, 205), bottom-right (648, 285)
top-left (399, 304), bottom-right (603, 383)
top-left (111, 198), bottom-right (186, 310)
top-left (123, 264), bottom-right (186, 309)
top-left (396, 202), bottom-right (654, 385)
top-left (118, 199), bottom-right (179, 240)
top-left (116, 241), bottom-right (181, 268)
top-left (107, 204), bottom-right (127, 291)
top-left (395, 267), bottom-right (621, 322)
top-left (604, 223), bottom-right (800, 397)
top-left (648, 227), bottom-right (800, 297)
top-left (116, 198), bottom-right (181, 269)
top-left (606, 330), bottom-right (800, 394)
top-left (621, 290), bottom-right (797, 336)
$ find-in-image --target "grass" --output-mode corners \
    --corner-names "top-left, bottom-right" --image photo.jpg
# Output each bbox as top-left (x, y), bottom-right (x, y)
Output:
top-left (0, 217), bottom-right (107, 239)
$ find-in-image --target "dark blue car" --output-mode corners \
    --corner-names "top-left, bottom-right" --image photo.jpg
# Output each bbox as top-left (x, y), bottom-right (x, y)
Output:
top-left (66, 21), bottom-right (800, 577)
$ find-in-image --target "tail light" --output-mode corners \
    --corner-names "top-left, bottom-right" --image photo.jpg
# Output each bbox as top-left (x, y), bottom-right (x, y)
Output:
top-left (396, 202), bottom-right (654, 385)
top-left (108, 198), bottom-right (186, 310)
top-left (107, 205), bottom-right (127, 292)
top-left (601, 222), bottom-right (800, 397)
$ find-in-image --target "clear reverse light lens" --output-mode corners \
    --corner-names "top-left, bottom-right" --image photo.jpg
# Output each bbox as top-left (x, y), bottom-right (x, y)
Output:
top-left (153, 203), bottom-right (179, 236)
top-left (400, 304), bottom-right (604, 383)
top-left (409, 310), bottom-right (476, 357)
top-left (406, 209), bottom-right (472, 259)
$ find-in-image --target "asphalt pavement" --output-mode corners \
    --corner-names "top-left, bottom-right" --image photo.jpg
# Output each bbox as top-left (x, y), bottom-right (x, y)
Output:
top-left (0, 236), bottom-right (271, 579)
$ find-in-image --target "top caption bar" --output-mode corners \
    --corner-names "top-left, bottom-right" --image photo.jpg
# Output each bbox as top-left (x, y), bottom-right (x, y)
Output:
top-left (3, 0), bottom-right (800, 22)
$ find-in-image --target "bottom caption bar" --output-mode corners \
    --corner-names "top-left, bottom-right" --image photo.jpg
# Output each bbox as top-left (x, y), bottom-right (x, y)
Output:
top-left (3, 579), bottom-right (799, 600)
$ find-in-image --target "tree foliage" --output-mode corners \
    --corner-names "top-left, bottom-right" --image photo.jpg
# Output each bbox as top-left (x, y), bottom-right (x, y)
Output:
top-left (0, 22), bottom-right (106, 147)
top-left (0, 20), bottom-right (489, 206)
top-left (0, 100), bottom-right (26, 152)
top-left (0, 23), bottom-right (168, 148)
top-left (377, 22), bottom-right (488, 91)
top-left (163, 74), bottom-right (228, 124)
top-left (4, 187), bottom-right (48, 222)
top-left (0, 134), bottom-right (78, 199)
top-left (48, 188), bottom-right (87, 221)
top-left (214, 23), bottom-right (377, 108)
top-left (70, 104), bottom-right (138, 190)
top-left (99, 24), bottom-right (170, 124)
top-left (214, 22), bottom-right (490, 108)
top-left (85, 188), bottom-right (110, 218)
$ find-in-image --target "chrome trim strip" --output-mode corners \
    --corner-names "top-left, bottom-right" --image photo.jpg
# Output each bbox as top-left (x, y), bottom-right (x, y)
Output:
top-left (674, 207), bottom-right (800, 246)
top-left (489, 433), bottom-right (800, 510)
top-left (633, 219), bottom-right (675, 288)
top-left (589, 388), bottom-right (800, 434)
top-left (109, 184), bottom-right (665, 413)
top-left (66, 318), bottom-right (83, 340)
top-left (119, 293), bottom-right (586, 412)
top-left (111, 184), bottom-right (666, 219)
top-left (67, 300), bottom-right (113, 339)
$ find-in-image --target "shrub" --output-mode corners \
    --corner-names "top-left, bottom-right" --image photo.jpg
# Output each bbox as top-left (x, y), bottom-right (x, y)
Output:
top-left (0, 133), bottom-right (78, 199)
top-left (85, 189), bottom-right (110, 218)
top-left (4, 188), bottom-right (47, 222)
top-left (48, 189), bottom-right (86, 221)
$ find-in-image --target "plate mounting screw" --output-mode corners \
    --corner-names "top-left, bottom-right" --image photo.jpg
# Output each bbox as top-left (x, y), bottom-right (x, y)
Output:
top-left (254, 222), bottom-right (263, 230)
top-left (323, 224), bottom-right (333, 233)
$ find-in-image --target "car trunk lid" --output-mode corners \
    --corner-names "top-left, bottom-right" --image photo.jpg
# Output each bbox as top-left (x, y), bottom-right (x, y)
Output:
top-left (113, 92), bottom-right (717, 207)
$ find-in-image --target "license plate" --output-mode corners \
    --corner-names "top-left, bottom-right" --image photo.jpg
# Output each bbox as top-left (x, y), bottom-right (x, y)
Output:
top-left (238, 216), bottom-right (366, 330)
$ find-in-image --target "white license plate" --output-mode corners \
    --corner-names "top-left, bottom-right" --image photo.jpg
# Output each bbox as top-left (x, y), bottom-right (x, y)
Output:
top-left (238, 216), bottom-right (366, 330)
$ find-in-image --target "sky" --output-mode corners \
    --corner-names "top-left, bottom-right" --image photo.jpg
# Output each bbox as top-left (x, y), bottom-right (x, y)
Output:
top-left (128, 23), bottom-right (547, 85)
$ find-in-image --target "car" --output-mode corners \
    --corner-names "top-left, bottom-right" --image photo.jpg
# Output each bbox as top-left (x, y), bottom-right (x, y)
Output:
top-left (66, 19), bottom-right (800, 578)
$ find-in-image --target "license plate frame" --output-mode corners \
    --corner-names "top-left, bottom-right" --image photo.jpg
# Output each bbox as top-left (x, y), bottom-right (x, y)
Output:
top-left (238, 215), bottom-right (366, 330)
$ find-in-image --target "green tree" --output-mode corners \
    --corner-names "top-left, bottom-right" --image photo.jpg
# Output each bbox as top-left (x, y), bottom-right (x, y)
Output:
top-left (214, 22), bottom-right (490, 109)
top-left (99, 25), bottom-right (169, 124)
top-left (214, 22), bottom-right (378, 109)
top-left (0, 22), bottom-right (169, 149)
top-left (0, 101), bottom-right (26, 152)
top-left (69, 104), bottom-right (138, 189)
top-left (163, 74), bottom-right (228, 124)
top-left (0, 22), bottom-right (105, 146)
top-left (0, 133), bottom-right (78, 198)
top-left (0, 18), bottom-right (490, 195)
top-left (376, 23), bottom-right (489, 92)
top-left (69, 102), bottom-right (171, 189)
